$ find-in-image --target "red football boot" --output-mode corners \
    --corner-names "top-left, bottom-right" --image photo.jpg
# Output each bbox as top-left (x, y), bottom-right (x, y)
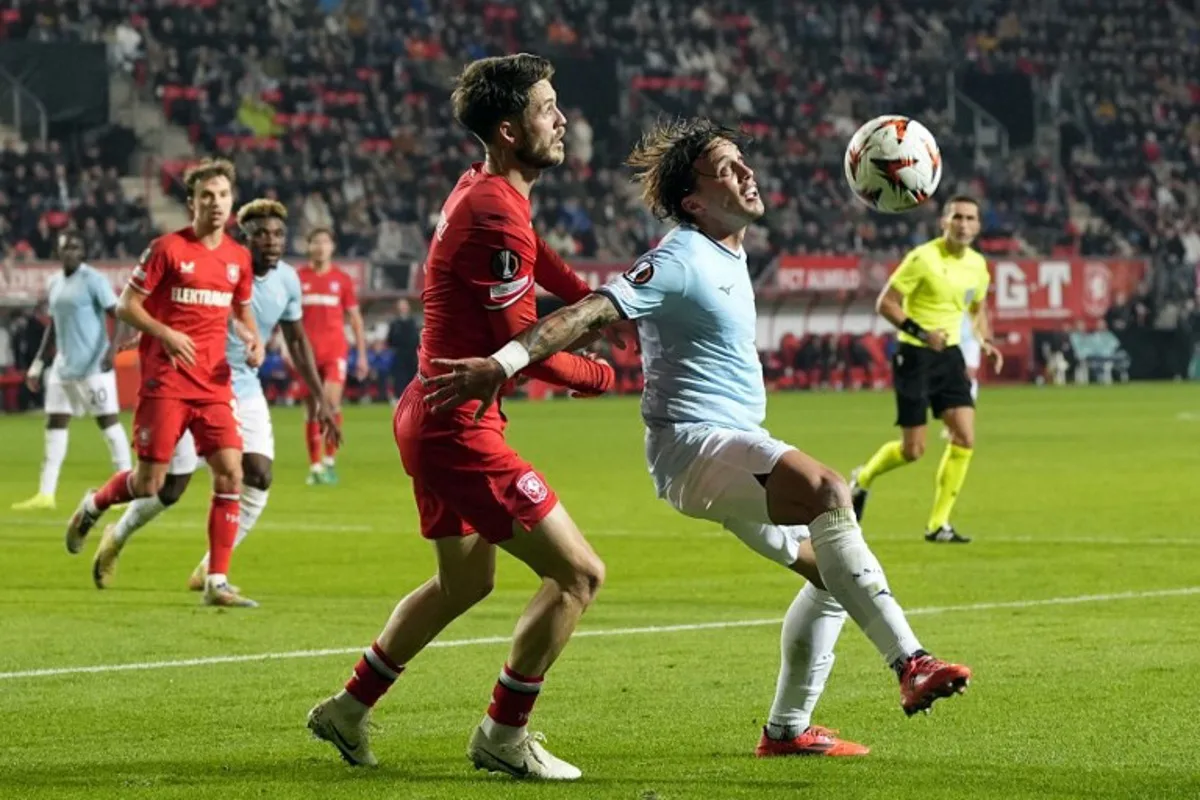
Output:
top-left (755, 725), bottom-right (870, 757)
top-left (899, 654), bottom-right (971, 716)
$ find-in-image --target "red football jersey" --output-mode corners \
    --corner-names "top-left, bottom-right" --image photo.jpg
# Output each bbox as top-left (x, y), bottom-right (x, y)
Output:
top-left (129, 227), bottom-right (253, 401)
top-left (419, 163), bottom-right (613, 426)
top-left (297, 266), bottom-right (357, 362)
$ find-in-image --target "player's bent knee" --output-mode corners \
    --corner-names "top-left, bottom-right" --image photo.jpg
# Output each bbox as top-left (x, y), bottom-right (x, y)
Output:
top-left (95, 414), bottom-right (119, 429)
top-left (242, 457), bottom-right (272, 490)
top-left (157, 473), bottom-right (192, 506)
top-left (439, 574), bottom-right (494, 610)
top-left (816, 469), bottom-right (853, 512)
top-left (901, 441), bottom-right (925, 461)
top-left (562, 555), bottom-right (605, 607)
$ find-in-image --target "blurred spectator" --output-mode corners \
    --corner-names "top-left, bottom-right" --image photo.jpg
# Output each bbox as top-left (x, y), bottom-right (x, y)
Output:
top-left (385, 298), bottom-right (420, 397)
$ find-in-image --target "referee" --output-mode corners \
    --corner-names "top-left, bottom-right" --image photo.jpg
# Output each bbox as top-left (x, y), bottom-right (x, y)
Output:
top-left (850, 196), bottom-right (1002, 543)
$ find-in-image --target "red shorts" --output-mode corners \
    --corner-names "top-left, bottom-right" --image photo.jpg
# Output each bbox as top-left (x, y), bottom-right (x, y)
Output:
top-left (393, 379), bottom-right (558, 544)
top-left (133, 396), bottom-right (243, 463)
top-left (293, 357), bottom-right (347, 396)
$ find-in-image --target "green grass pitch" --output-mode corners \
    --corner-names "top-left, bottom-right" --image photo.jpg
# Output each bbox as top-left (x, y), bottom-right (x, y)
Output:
top-left (1, 384), bottom-right (1198, 799)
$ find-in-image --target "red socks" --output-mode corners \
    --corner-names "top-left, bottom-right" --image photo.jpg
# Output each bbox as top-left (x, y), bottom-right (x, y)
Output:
top-left (206, 494), bottom-right (239, 576)
top-left (345, 641), bottom-right (404, 707)
top-left (92, 470), bottom-right (134, 511)
top-left (486, 664), bottom-right (543, 728)
top-left (305, 420), bottom-right (322, 466)
top-left (324, 412), bottom-right (343, 461)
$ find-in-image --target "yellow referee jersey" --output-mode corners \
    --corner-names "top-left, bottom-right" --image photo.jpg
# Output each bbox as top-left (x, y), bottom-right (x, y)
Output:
top-left (887, 237), bottom-right (990, 347)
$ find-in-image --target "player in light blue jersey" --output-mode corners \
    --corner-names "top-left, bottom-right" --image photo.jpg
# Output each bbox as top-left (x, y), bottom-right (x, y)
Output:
top-left (425, 118), bottom-right (973, 756)
top-left (91, 200), bottom-right (340, 602)
top-left (13, 231), bottom-right (132, 511)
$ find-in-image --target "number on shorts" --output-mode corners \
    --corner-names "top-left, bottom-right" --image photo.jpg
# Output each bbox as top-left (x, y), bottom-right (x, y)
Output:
top-left (88, 387), bottom-right (108, 410)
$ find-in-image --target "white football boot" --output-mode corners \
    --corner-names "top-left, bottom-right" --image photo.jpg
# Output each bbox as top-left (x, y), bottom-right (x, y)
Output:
top-left (307, 695), bottom-right (378, 766)
top-left (467, 724), bottom-right (582, 780)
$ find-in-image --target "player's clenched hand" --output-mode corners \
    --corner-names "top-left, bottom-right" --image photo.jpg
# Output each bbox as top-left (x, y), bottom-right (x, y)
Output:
top-left (354, 353), bottom-right (370, 381)
top-left (245, 337), bottom-right (265, 368)
top-left (160, 327), bottom-right (196, 367)
top-left (983, 341), bottom-right (1004, 373)
top-left (424, 357), bottom-right (506, 420)
top-left (926, 329), bottom-right (948, 352)
top-left (569, 354), bottom-right (612, 398)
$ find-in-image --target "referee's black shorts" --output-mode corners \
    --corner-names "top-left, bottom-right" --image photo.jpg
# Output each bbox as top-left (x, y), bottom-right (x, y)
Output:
top-left (891, 343), bottom-right (974, 428)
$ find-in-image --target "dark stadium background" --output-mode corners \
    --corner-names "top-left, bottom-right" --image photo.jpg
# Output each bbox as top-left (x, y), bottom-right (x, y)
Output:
top-left (0, 0), bottom-right (1196, 412)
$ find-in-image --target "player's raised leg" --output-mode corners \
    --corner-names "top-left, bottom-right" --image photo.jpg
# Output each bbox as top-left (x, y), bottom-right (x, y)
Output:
top-left (307, 533), bottom-right (496, 767)
top-left (65, 396), bottom-right (189, 553)
top-left (92, 434), bottom-right (199, 589)
top-left (764, 449), bottom-right (971, 716)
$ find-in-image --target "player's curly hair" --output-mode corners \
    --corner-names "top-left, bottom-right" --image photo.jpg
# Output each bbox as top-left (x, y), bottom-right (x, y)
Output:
top-left (452, 53), bottom-right (554, 144)
top-left (236, 198), bottom-right (288, 230)
top-left (183, 158), bottom-right (237, 199)
top-left (626, 117), bottom-right (744, 224)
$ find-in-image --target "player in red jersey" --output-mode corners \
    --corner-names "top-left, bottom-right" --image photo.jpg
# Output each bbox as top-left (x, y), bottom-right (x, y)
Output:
top-left (306, 54), bottom-right (612, 781)
top-left (63, 159), bottom-right (264, 608)
top-left (295, 230), bottom-right (367, 485)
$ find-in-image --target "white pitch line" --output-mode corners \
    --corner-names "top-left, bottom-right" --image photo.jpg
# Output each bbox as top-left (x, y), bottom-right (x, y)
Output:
top-left (0, 586), bottom-right (1196, 682)
top-left (5, 517), bottom-right (374, 533)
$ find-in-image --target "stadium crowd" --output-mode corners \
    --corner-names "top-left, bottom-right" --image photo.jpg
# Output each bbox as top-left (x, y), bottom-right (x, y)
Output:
top-left (0, 138), bottom-right (156, 262)
top-left (0, 0), bottom-right (1195, 398)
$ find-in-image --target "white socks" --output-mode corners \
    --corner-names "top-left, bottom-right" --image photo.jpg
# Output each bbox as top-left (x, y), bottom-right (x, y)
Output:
top-left (101, 423), bottom-right (132, 471)
top-left (808, 508), bottom-right (922, 666)
top-left (113, 495), bottom-right (167, 545)
top-left (39, 428), bottom-right (68, 496)
top-left (197, 486), bottom-right (268, 569)
top-left (767, 583), bottom-right (847, 736)
top-left (36, 423), bottom-right (129, 498)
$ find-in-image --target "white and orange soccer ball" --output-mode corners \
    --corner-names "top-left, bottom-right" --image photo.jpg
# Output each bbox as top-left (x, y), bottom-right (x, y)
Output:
top-left (843, 115), bottom-right (942, 213)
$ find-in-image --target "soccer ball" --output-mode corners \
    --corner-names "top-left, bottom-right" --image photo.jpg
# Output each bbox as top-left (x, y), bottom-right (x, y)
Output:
top-left (843, 115), bottom-right (942, 213)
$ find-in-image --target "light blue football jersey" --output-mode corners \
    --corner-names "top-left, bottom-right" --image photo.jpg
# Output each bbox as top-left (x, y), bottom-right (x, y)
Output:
top-left (599, 224), bottom-right (766, 431)
top-left (47, 264), bottom-right (118, 380)
top-left (228, 260), bottom-right (303, 400)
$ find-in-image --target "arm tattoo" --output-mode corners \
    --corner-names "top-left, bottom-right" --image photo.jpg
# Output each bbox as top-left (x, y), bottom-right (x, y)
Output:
top-left (514, 293), bottom-right (621, 362)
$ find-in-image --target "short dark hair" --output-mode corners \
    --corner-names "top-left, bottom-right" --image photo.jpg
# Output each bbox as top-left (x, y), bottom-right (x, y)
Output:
top-left (183, 158), bottom-right (236, 199)
top-left (626, 117), bottom-right (744, 224)
top-left (451, 53), bottom-right (554, 144)
top-left (943, 194), bottom-right (980, 213)
top-left (307, 227), bottom-right (335, 244)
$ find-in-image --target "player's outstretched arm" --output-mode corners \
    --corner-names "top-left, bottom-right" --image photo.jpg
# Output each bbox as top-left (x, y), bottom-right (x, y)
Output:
top-left (425, 292), bottom-right (622, 418)
top-left (280, 319), bottom-right (342, 445)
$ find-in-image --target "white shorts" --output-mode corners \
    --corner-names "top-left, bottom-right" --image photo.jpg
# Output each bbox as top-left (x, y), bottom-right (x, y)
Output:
top-left (166, 393), bottom-right (273, 474)
top-left (648, 425), bottom-right (810, 566)
top-left (45, 369), bottom-right (120, 418)
top-left (959, 334), bottom-right (981, 370)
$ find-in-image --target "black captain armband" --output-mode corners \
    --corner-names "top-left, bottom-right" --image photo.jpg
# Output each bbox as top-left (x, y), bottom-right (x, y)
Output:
top-left (899, 318), bottom-right (930, 343)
